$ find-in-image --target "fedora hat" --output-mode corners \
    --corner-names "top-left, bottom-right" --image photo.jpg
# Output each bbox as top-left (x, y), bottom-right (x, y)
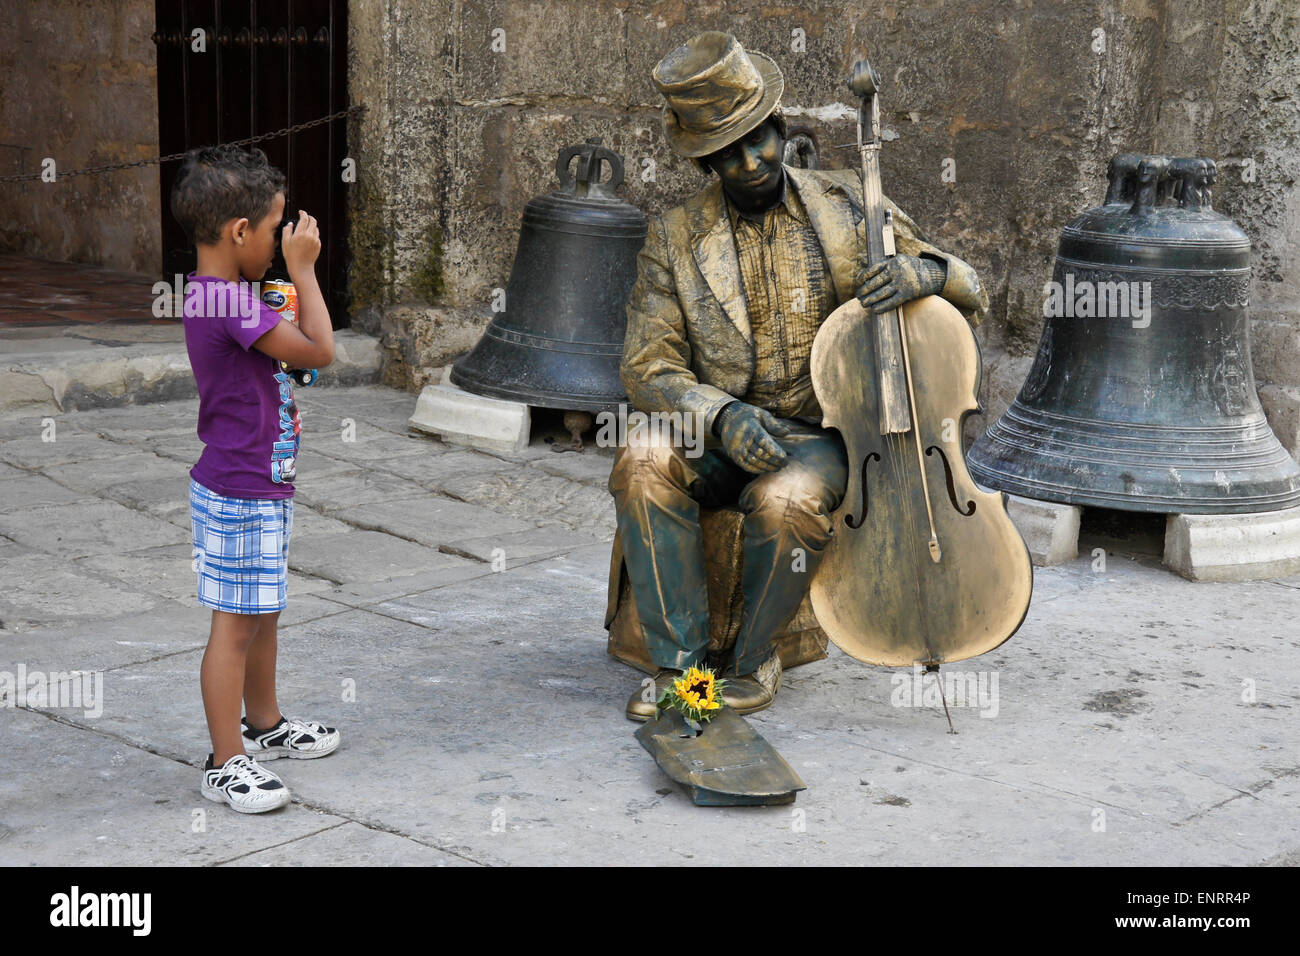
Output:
top-left (652, 32), bottom-right (784, 158)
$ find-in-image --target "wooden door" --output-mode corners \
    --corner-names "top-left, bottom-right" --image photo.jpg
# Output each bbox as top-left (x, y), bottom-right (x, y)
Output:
top-left (153, 0), bottom-right (349, 326)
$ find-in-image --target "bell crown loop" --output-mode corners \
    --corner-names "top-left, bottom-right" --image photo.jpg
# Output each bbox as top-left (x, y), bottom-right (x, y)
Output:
top-left (1104, 152), bottom-right (1220, 213)
top-left (555, 138), bottom-right (625, 200)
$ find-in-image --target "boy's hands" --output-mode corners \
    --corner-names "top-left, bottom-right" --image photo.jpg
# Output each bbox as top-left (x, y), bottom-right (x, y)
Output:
top-left (253, 208), bottom-right (334, 369)
top-left (281, 210), bottom-right (321, 279)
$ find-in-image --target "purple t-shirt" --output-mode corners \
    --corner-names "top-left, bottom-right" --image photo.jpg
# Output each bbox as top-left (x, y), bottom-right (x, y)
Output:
top-left (182, 275), bottom-right (300, 499)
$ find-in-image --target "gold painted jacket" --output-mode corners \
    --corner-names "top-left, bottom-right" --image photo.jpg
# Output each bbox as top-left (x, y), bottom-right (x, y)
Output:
top-left (620, 164), bottom-right (990, 430)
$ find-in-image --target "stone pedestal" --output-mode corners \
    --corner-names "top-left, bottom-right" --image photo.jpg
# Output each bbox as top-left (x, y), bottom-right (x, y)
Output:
top-left (987, 484), bottom-right (1300, 582)
top-left (1004, 493), bottom-right (1082, 566)
top-left (408, 380), bottom-right (530, 455)
top-left (1163, 508), bottom-right (1300, 582)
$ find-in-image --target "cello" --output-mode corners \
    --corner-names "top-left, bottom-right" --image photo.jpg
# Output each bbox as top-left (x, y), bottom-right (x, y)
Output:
top-left (809, 59), bottom-right (1032, 672)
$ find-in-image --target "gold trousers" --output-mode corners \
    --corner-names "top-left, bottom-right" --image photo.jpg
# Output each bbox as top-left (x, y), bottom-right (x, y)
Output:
top-left (608, 418), bottom-right (848, 675)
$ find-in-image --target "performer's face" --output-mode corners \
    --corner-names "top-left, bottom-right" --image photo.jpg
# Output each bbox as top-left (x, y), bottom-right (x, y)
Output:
top-left (705, 120), bottom-right (785, 210)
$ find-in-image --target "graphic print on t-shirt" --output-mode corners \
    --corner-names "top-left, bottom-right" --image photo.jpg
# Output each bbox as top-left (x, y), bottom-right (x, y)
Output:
top-left (271, 369), bottom-right (302, 484)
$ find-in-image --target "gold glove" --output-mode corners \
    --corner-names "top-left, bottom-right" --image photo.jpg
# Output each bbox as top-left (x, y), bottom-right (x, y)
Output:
top-left (714, 401), bottom-right (792, 474)
top-left (856, 254), bottom-right (947, 314)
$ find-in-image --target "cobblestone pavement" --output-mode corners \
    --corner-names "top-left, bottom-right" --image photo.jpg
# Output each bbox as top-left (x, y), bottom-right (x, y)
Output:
top-left (1, 385), bottom-right (1297, 865)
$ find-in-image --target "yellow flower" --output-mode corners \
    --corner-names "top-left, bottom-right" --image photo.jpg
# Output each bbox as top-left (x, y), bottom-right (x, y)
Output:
top-left (663, 665), bottom-right (726, 722)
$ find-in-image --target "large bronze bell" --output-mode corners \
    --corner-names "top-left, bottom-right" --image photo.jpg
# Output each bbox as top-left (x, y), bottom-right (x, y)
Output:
top-left (451, 139), bottom-right (648, 412)
top-left (969, 153), bottom-right (1300, 514)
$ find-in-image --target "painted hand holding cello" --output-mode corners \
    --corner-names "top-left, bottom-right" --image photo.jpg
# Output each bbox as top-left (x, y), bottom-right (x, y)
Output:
top-left (809, 58), bottom-right (1032, 669)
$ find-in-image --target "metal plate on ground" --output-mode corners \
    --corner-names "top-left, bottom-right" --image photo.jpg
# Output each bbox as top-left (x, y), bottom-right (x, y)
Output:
top-left (635, 706), bottom-right (806, 806)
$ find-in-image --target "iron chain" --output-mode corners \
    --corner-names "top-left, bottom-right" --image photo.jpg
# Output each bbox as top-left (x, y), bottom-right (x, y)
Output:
top-left (0, 104), bottom-right (366, 184)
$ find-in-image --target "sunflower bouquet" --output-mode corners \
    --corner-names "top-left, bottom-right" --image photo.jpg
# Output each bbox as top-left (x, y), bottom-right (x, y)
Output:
top-left (658, 665), bottom-right (726, 725)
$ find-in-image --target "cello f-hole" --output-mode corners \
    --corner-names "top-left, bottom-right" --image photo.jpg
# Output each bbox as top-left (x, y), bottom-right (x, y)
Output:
top-left (844, 451), bottom-right (882, 529)
top-left (926, 445), bottom-right (976, 516)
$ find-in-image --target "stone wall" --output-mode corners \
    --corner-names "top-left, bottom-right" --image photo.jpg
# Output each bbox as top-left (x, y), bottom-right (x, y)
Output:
top-left (348, 0), bottom-right (1300, 459)
top-left (0, 0), bottom-right (160, 275)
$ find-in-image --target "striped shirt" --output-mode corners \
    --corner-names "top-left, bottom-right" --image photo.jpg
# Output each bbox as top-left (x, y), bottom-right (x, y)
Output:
top-left (727, 178), bottom-right (836, 421)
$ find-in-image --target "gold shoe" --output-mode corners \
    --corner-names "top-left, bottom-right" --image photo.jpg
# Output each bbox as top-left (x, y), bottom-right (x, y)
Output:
top-left (625, 668), bottom-right (682, 722)
top-left (721, 675), bottom-right (775, 715)
top-left (722, 653), bottom-right (782, 715)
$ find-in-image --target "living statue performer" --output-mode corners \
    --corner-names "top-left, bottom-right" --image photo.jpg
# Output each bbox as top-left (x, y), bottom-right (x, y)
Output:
top-left (611, 32), bottom-right (989, 720)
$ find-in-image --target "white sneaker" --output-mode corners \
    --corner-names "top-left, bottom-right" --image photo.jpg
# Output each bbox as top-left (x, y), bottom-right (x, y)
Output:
top-left (242, 715), bottom-right (340, 760)
top-left (200, 754), bottom-right (291, 813)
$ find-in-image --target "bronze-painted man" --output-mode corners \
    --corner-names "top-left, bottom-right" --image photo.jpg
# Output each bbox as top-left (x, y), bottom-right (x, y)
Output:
top-left (611, 32), bottom-right (989, 720)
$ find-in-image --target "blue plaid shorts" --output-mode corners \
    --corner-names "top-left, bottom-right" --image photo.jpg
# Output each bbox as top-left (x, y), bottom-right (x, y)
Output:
top-left (190, 479), bottom-right (293, 614)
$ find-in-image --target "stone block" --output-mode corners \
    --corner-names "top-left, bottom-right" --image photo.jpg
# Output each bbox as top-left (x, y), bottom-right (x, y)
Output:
top-left (1005, 493), bottom-right (1082, 566)
top-left (1163, 507), bottom-right (1300, 582)
top-left (988, 491), bottom-right (1081, 566)
top-left (409, 382), bottom-right (530, 455)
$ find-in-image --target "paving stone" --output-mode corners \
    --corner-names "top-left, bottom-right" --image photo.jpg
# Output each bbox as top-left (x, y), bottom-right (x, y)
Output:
top-left (291, 470), bottom-right (429, 516)
top-left (277, 592), bottom-right (354, 628)
top-left (0, 603), bottom-right (208, 673)
top-left (342, 497), bottom-right (533, 549)
top-left (0, 474), bottom-right (93, 511)
top-left (376, 447), bottom-right (513, 487)
top-left (442, 525), bottom-right (607, 563)
top-left (289, 531), bottom-right (474, 584)
top-left (218, 821), bottom-right (475, 867)
top-left (42, 449), bottom-right (187, 493)
top-left (348, 402), bottom-right (429, 436)
top-left (291, 383), bottom-right (399, 412)
top-left (66, 400), bottom-right (200, 434)
top-left (0, 498), bottom-right (187, 558)
top-left (313, 430), bottom-right (444, 465)
top-left (0, 412), bottom-right (82, 441)
top-left (292, 447), bottom-right (367, 481)
top-left (0, 550), bottom-right (166, 633)
top-left (0, 708), bottom-right (349, 867)
top-left (0, 432), bottom-right (138, 469)
top-left (314, 562), bottom-right (497, 607)
top-left (528, 449), bottom-right (616, 488)
top-left (298, 394), bottom-right (422, 439)
top-left (99, 477), bottom-right (193, 526)
top-left (290, 505), bottom-right (356, 537)
top-left (141, 432), bottom-right (204, 464)
top-left (75, 543), bottom-right (201, 604)
top-left (288, 571), bottom-right (337, 596)
top-left (434, 466), bottom-right (617, 537)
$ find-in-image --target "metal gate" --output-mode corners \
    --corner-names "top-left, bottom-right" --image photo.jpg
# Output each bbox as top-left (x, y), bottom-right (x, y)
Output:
top-left (153, 0), bottom-right (350, 325)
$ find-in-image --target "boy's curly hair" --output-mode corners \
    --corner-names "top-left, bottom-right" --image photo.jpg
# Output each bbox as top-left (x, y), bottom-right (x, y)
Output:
top-left (169, 145), bottom-right (286, 245)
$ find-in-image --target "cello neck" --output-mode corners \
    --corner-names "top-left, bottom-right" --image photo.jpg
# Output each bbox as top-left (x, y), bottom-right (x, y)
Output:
top-left (856, 87), bottom-right (910, 434)
top-left (859, 92), bottom-right (891, 267)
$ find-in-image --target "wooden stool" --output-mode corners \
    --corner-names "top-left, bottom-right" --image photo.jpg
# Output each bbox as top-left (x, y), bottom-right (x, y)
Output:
top-left (604, 505), bottom-right (829, 674)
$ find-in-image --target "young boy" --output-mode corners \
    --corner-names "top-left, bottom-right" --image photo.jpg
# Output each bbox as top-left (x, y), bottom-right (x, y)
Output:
top-left (172, 145), bottom-right (340, 813)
